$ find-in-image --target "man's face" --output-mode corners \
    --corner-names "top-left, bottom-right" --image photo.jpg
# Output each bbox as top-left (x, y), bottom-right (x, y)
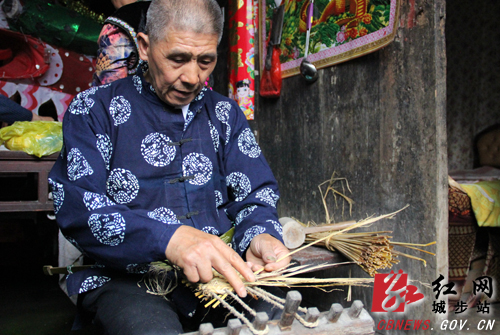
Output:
top-left (138, 30), bottom-right (218, 108)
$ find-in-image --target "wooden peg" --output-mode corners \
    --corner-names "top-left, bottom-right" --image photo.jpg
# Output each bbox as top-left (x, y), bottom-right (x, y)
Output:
top-left (199, 323), bottom-right (214, 335)
top-left (327, 303), bottom-right (343, 323)
top-left (226, 319), bottom-right (242, 335)
top-left (278, 290), bottom-right (302, 330)
top-left (348, 300), bottom-right (364, 319)
top-left (305, 307), bottom-right (320, 324)
top-left (253, 312), bottom-right (268, 331)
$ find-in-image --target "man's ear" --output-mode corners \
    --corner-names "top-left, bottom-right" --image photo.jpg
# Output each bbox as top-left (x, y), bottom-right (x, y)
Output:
top-left (137, 32), bottom-right (150, 62)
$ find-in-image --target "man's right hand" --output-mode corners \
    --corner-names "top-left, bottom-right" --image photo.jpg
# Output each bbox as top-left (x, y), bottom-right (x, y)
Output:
top-left (165, 225), bottom-right (255, 297)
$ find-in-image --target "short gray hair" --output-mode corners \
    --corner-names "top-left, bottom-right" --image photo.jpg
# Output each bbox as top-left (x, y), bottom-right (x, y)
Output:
top-left (146, 0), bottom-right (223, 44)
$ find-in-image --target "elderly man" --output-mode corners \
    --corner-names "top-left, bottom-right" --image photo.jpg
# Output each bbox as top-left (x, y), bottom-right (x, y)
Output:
top-left (49, 0), bottom-right (290, 333)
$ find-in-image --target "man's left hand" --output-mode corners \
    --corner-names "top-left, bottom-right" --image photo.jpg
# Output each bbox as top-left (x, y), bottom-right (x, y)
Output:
top-left (245, 234), bottom-right (291, 273)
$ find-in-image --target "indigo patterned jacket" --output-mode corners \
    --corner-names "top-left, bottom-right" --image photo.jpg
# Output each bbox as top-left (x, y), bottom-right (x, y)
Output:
top-left (49, 69), bottom-right (283, 297)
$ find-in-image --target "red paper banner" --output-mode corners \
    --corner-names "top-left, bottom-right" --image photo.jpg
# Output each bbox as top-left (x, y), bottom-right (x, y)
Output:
top-left (228, 0), bottom-right (258, 120)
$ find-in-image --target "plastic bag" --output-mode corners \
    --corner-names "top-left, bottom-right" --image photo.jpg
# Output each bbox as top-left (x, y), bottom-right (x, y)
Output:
top-left (0, 121), bottom-right (62, 157)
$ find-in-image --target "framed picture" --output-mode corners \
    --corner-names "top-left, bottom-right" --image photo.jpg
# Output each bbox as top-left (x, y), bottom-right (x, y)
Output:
top-left (259, 0), bottom-right (401, 78)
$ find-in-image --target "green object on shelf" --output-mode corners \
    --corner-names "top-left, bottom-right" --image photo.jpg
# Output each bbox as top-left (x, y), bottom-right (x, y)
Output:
top-left (6, 0), bottom-right (102, 56)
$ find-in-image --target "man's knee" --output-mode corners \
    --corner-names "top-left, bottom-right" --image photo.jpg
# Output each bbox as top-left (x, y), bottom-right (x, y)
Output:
top-left (81, 276), bottom-right (184, 335)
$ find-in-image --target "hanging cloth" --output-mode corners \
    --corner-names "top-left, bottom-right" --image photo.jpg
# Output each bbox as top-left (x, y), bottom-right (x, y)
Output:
top-left (0, 28), bottom-right (49, 79)
top-left (228, 0), bottom-right (257, 120)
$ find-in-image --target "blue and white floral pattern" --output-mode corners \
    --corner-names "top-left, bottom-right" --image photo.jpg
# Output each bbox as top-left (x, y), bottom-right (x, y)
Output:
top-left (215, 190), bottom-right (223, 208)
top-left (83, 192), bottom-right (116, 211)
top-left (88, 212), bottom-right (126, 246)
top-left (238, 128), bottom-right (261, 158)
top-left (215, 101), bottom-right (231, 144)
top-left (256, 188), bottom-right (279, 208)
top-left (68, 88), bottom-right (97, 115)
top-left (96, 134), bottom-right (113, 170)
top-left (226, 172), bottom-right (251, 201)
top-left (202, 226), bottom-right (219, 235)
top-left (147, 207), bottom-right (180, 224)
top-left (133, 75), bottom-right (142, 93)
top-left (267, 219), bottom-right (283, 236)
top-left (109, 96), bottom-right (132, 126)
top-left (235, 205), bottom-right (257, 225)
top-left (208, 120), bottom-right (219, 153)
top-left (79, 276), bottom-right (111, 294)
top-left (106, 168), bottom-right (140, 204)
top-left (239, 226), bottom-right (266, 253)
top-left (184, 109), bottom-right (195, 131)
top-left (182, 153), bottom-right (213, 186)
top-left (141, 133), bottom-right (176, 167)
top-left (48, 178), bottom-right (64, 214)
top-left (67, 148), bottom-right (94, 181)
top-left (194, 87), bottom-right (207, 102)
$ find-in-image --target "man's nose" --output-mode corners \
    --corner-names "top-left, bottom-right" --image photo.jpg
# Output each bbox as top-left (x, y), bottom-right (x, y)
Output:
top-left (181, 61), bottom-right (199, 86)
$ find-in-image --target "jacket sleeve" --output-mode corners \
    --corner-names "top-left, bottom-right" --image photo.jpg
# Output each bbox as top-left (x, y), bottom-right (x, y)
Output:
top-left (218, 99), bottom-right (284, 255)
top-left (49, 91), bottom-right (177, 271)
top-left (0, 95), bottom-right (33, 124)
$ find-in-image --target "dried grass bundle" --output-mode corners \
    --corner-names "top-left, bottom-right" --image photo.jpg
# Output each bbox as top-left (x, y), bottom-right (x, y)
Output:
top-left (294, 173), bottom-right (437, 277)
top-left (306, 231), bottom-right (397, 276)
top-left (295, 205), bottom-right (436, 277)
top-left (193, 262), bottom-right (373, 299)
top-left (318, 172), bottom-right (354, 223)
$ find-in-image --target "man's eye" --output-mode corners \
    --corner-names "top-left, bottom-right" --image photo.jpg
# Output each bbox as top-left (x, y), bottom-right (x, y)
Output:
top-left (200, 60), bottom-right (213, 66)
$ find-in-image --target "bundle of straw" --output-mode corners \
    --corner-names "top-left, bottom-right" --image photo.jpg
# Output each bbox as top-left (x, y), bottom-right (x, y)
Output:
top-left (306, 231), bottom-right (398, 277)
top-left (293, 205), bottom-right (436, 277)
top-left (144, 261), bottom-right (372, 303)
top-left (194, 262), bottom-right (373, 298)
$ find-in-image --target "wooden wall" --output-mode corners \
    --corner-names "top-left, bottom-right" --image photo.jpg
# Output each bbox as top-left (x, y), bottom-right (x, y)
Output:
top-left (446, 0), bottom-right (500, 170)
top-left (254, 0), bottom-right (448, 332)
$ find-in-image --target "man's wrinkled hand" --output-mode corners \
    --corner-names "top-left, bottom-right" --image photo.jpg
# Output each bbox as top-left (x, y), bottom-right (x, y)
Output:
top-left (245, 233), bottom-right (291, 273)
top-left (165, 226), bottom-right (255, 297)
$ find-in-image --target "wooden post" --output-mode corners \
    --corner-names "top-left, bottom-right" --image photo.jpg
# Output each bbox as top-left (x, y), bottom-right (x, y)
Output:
top-left (252, 312), bottom-right (268, 331)
top-left (226, 319), bottom-right (242, 335)
top-left (278, 290), bottom-right (302, 330)
top-left (199, 323), bottom-right (214, 335)
top-left (348, 300), bottom-right (363, 319)
top-left (327, 303), bottom-right (343, 323)
top-left (305, 307), bottom-right (320, 324)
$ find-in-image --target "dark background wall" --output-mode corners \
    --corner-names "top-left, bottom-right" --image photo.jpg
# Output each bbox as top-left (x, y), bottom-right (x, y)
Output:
top-left (253, 0), bottom-right (448, 332)
top-left (446, 0), bottom-right (500, 170)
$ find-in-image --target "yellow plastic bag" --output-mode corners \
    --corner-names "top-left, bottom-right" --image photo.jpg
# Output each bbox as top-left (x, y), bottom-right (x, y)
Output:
top-left (0, 121), bottom-right (62, 157)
